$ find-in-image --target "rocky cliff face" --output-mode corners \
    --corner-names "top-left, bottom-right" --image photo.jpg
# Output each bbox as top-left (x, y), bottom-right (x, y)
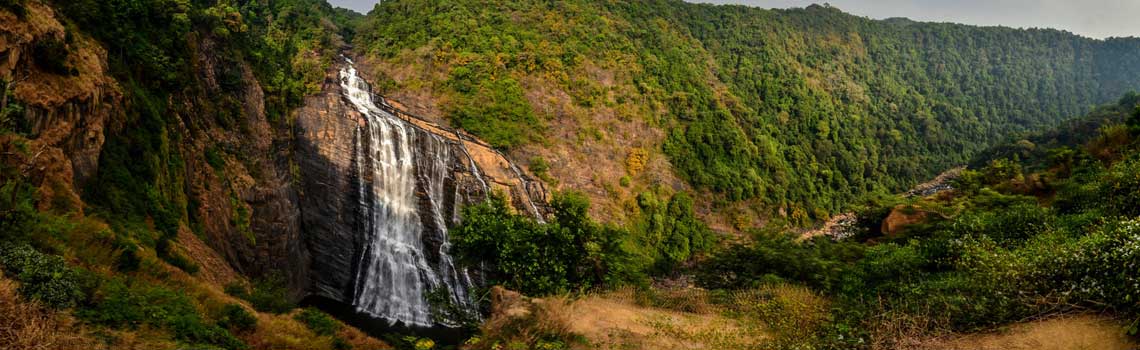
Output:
top-left (2, 2), bottom-right (547, 327)
top-left (293, 56), bottom-right (549, 324)
top-left (180, 36), bottom-right (310, 292)
top-left (2, 2), bottom-right (310, 294)
top-left (0, 2), bottom-right (120, 209)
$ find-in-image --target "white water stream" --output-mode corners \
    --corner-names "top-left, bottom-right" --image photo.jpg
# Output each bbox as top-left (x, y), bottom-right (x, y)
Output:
top-left (340, 60), bottom-right (474, 327)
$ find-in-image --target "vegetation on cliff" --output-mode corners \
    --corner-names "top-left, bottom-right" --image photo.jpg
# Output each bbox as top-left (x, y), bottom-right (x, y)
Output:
top-left (453, 190), bottom-right (712, 296)
top-left (355, 0), bottom-right (1140, 222)
top-left (687, 97), bottom-right (1140, 348)
top-left (0, 1), bottom-right (384, 349)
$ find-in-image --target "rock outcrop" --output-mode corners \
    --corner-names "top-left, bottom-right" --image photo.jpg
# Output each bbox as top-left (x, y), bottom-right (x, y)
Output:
top-left (0, 2), bottom-right (120, 199)
top-left (2, 2), bottom-right (548, 323)
top-left (293, 56), bottom-right (550, 314)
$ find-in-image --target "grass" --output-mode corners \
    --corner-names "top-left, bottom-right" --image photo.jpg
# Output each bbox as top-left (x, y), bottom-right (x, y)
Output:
top-left (0, 277), bottom-right (89, 350)
top-left (920, 314), bottom-right (1136, 350)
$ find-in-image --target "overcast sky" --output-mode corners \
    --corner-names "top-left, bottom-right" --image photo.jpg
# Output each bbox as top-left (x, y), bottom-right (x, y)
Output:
top-left (327, 0), bottom-right (1140, 39)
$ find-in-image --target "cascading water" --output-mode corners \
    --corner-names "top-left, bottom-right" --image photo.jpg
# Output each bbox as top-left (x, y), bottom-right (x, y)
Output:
top-left (339, 59), bottom-right (476, 327)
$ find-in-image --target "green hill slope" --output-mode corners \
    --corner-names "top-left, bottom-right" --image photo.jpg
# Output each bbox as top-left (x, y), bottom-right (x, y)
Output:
top-left (354, 0), bottom-right (1140, 224)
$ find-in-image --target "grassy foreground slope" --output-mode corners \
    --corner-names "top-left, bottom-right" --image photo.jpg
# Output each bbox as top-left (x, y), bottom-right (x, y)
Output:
top-left (459, 94), bottom-right (1140, 350)
top-left (355, 0), bottom-right (1140, 226)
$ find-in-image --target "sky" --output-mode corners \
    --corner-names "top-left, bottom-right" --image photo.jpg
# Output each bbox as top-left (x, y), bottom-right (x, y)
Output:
top-left (326, 0), bottom-right (1140, 39)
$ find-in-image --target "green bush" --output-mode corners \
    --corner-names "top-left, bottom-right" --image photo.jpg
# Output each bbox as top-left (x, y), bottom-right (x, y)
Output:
top-left (633, 191), bottom-right (715, 273)
top-left (333, 337), bottom-right (352, 350)
top-left (949, 203), bottom-right (1055, 246)
top-left (216, 303), bottom-right (257, 333)
top-left (156, 237), bottom-right (199, 274)
top-left (1100, 157), bottom-right (1140, 217)
top-left (453, 192), bottom-right (639, 296)
top-left (227, 276), bottom-right (295, 314)
top-left (0, 178), bottom-right (38, 243)
top-left (697, 234), bottom-right (863, 292)
top-left (205, 146), bottom-right (226, 171)
top-left (294, 307), bottom-right (340, 336)
top-left (114, 241), bottom-right (142, 272)
top-left (0, 83), bottom-right (27, 135)
top-left (80, 279), bottom-right (248, 349)
top-left (0, 243), bottom-right (90, 309)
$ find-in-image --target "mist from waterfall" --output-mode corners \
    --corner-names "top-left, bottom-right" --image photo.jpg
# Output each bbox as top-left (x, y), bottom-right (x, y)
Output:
top-left (339, 59), bottom-right (475, 328)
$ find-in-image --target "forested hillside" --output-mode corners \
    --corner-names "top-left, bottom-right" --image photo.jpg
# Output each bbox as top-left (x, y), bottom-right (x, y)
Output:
top-left (1, 1), bottom-right (390, 349)
top-left (355, 0), bottom-right (1140, 224)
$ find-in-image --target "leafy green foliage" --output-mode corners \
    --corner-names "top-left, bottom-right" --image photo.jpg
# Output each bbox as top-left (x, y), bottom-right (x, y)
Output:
top-left (696, 101), bottom-right (1140, 346)
top-left (0, 176), bottom-right (38, 243)
top-left (632, 191), bottom-right (714, 273)
top-left (357, 0), bottom-right (1140, 217)
top-left (294, 307), bottom-right (340, 336)
top-left (453, 192), bottom-right (638, 295)
top-left (81, 278), bottom-right (248, 349)
top-left (225, 276), bottom-right (296, 314)
top-left (1129, 105), bottom-right (1140, 135)
top-left (425, 286), bottom-right (481, 330)
top-left (449, 77), bottom-right (541, 149)
top-left (56, 0), bottom-right (357, 275)
top-left (0, 81), bottom-right (27, 135)
top-left (0, 243), bottom-right (91, 309)
top-left (216, 303), bottom-right (258, 333)
top-left (1100, 157), bottom-right (1140, 217)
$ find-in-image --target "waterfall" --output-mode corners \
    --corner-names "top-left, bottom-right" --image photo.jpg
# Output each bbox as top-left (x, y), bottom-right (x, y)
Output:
top-left (339, 59), bottom-right (475, 327)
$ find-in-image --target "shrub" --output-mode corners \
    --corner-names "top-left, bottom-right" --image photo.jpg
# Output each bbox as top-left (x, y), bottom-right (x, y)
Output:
top-left (1038, 218), bottom-right (1140, 312)
top-left (1100, 157), bottom-right (1140, 217)
top-left (0, 243), bottom-right (89, 309)
top-left (453, 192), bottom-right (638, 296)
top-left (294, 307), bottom-right (340, 336)
top-left (229, 276), bottom-right (295, 314)
top-left (114, 241), bottom-right (142, 272)
top-left (426, 286), bottom-right (481, 330)
top-left (332, 337), bottom-right (353, 350)
top-left (466, 298), bottom-right (583, 350)
top-left (216, 303), bottom-right (257, 333)
top-left (0, 83), bottom-right (28, 134)
top-left (80, 279), bottom-right (248, 349)
top-left (949, 202), bottom-right (1055, 246)
top-left (697, 234), bottom-right (862, 292)
top-left (724, 284), bottom-right (830, 349)
top-left (156, 237), bottom-right (200, 274)
top-left (205, 146), bottom-right (226, 171)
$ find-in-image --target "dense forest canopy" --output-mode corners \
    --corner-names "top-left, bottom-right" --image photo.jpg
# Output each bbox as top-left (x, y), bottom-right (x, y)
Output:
top-left (356, 0), bottom-right (1140, 221)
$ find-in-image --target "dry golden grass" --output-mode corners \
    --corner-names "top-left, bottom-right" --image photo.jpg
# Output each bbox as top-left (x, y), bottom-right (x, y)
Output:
top-left (472, 295), bottom-right (581, 350)
top-left (560, 288), bottom-right (767, 350)
top-left (0, 278), bottom-right (87, 350)
top-left (920, 314), bottom-right (1137, 350)
top-left (0, 277), bottom-right (178, 350)
top-left (474, 284), bottom-right (847, 349)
